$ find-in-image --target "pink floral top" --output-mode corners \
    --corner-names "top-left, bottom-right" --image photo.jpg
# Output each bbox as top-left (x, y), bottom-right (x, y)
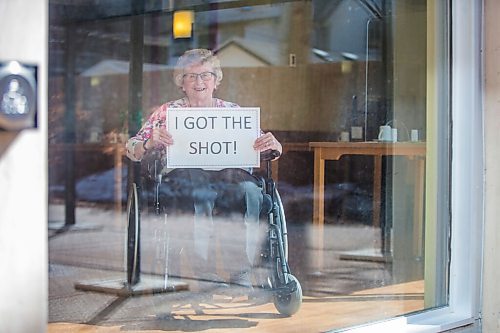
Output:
top-left (126, 97), bottom-right (239, 162)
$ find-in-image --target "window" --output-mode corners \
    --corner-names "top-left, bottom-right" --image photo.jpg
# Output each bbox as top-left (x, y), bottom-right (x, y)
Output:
top-left (48, 1), bottom-right (482, 332)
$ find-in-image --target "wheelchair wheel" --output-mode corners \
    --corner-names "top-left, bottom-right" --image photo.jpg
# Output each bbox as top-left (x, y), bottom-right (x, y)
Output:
top-left (273, 273), bottom-right (302, 316)
top-left (273, 188), bottom-right (288, 259)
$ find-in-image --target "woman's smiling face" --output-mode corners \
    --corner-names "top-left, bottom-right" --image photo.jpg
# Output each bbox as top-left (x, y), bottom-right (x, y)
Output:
top-left (182, 62), bottom-right (217, 105)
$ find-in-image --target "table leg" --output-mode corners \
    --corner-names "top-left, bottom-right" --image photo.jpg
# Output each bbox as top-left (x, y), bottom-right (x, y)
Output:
top-left (412, 157), bottom-right (426, 257)
top-left (373, 155), bottom-right (382, 228)
top-left (312, 149), bottom-right (325, 271)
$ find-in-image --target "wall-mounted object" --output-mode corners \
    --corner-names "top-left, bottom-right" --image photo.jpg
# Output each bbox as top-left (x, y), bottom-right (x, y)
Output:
top-left (0, 61), bottom-right (37, 130)
top-left (173, 10), bottom-right (194, 39)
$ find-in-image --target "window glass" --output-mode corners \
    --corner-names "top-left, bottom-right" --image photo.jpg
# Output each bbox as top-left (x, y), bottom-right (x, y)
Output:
top-left (48, 0), bottom-right (449, 331)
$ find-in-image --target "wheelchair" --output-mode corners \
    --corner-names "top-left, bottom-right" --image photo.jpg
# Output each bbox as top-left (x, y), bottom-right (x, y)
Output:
top-left (125, 150), bottom-right (302, 316)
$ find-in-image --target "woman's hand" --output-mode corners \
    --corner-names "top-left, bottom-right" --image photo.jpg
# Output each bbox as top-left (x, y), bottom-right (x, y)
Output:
top-left (253, 132), bottom-right (282, 156)
top-left (144, 124), bottom-right (173, 151)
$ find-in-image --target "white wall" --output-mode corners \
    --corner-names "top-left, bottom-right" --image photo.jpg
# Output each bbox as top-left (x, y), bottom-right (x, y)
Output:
top-left (482, 0), bottom-right (500, 332)
top-left (0, 1), bottom-right (48, 332)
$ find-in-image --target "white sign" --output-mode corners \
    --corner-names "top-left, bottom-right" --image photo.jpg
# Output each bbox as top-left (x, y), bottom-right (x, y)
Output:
top-left (167, 107), bottom-right (260, 168)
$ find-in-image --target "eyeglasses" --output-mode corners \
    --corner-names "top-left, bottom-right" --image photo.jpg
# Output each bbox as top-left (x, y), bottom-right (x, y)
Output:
top-left (182, 72), bottom-right (215, 82)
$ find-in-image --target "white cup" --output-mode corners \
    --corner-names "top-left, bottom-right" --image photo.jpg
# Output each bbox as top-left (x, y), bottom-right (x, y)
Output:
top-left (411, 129), bottom-right (419, 142)
top-left (391, 128), bottom-right (398, 142)
top-left (340, 131), bottom-right (350, 142)
top-left (378, 125), bottom-right (392, 142)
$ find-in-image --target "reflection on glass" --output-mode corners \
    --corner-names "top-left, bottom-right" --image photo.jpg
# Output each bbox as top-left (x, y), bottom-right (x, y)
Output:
top-left (48, 0), bottom-right (448, 332)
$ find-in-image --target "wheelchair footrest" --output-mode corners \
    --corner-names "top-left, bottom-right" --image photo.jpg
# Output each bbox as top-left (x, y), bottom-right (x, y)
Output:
top-left (270, 279), bottom-right (299, 296)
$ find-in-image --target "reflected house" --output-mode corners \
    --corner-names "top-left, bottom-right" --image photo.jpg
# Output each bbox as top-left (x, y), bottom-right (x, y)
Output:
top-left (214, 37), bottom-right (351, 67)
top-left (80, 59), bottom-right (171, 77)
top-left (215, 37), bottom-right (275, 67)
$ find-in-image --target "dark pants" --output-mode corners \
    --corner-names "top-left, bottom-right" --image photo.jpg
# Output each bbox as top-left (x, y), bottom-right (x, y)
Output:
top-left (157, 168), bottom-right (265, 279)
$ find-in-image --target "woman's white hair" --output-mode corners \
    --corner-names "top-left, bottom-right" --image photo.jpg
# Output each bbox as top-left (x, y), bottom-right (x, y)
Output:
top-left (173, 49), bottom-right (223, 87)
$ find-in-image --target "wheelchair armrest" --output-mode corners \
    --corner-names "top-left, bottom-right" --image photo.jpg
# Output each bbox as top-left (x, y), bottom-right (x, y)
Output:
top-left (260, 149), bottom-right (281, 161)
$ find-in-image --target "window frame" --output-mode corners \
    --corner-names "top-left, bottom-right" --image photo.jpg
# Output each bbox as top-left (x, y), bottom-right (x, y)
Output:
top-left (341, 1), bottom-right (483, 332)
top-left (45, 0), bottom-right (484, 331)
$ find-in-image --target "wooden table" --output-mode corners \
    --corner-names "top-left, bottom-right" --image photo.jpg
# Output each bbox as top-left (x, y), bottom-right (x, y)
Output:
top-left (309, 141), bottom-right (426, 268)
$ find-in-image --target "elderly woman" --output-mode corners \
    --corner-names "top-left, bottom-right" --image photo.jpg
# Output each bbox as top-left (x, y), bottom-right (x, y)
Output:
top-left (126, 48), bottom-right (282, 290)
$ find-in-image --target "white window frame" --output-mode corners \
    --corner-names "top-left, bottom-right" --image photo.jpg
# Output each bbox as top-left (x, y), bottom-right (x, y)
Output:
top-left (338, 1), bottom-right (484, 332)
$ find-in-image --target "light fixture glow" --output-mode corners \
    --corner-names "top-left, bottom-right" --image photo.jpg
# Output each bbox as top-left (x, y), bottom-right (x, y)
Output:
top-left (173, 10), bottom-right (194, 39)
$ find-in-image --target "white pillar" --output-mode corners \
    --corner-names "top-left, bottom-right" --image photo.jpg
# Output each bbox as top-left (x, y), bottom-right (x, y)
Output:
top-left (0, 1), bottom-right (48, 332)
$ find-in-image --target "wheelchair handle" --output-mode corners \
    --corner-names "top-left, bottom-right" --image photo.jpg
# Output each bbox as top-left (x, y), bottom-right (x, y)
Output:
top-left (260, 149), bottom-right (281, 181)
top-left (260, 149), bottom-right (281, 161)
